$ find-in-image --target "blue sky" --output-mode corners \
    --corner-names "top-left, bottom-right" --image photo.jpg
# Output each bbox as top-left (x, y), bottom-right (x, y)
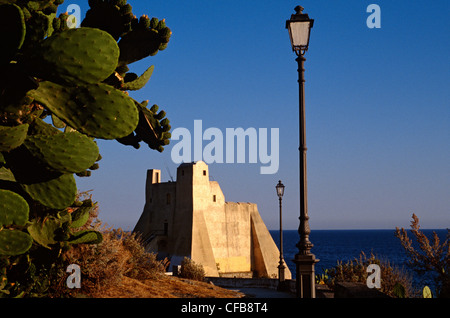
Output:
top-left (72, 0), bottom-right (449, 230)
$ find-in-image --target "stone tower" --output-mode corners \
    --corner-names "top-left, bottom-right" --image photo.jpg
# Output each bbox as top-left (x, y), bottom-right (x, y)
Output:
top-left (133, 161), bottom-right (291, 278)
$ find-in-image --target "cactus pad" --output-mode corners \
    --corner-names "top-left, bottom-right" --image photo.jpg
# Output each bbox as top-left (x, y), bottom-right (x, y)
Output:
top-left (22, 173), bottom-right (77, 210)
top-left (423, 286), bottom-right (432, 298)
top-left (118, 26), bottom-right (171, 64)
top-left (0, 4), bottom-right (26, 64)
top-left (29, 81), bottom-right (139, 140)
top-left (24, 132), bottom-right (100, 174)
top-left (0, 124), bottom-right (29, 152)
top-left (0, 167), bottom-right (15, 182)
top-left (135, 103), bottom-right (171, 152)
top-left (28, 27), bottom-right (120, 85)
top-left (51, 114), bottom-right (66, 129)
top-left (68, 230), bottom-right (103, 244)
top-left (27, 215), bottom-right (70, 249)
top-left (81, 1), bottom-right (125, 40)
top-left (122, 65), bottom-right (154, 91)
top-left (28, 118), bottom-right (61, 136)
top-left (0, 189), bottom-right (29, 227)
top-left (0, 230), bottom-right (33, 256)
top-left (70, 206), bottom-right (92, 229)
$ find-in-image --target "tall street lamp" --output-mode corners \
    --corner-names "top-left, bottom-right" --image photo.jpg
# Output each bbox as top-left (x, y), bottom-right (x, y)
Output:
top-left (286, 5), bottom-right (319, 298)
top-left (275, 180), bottom-right (285, 286)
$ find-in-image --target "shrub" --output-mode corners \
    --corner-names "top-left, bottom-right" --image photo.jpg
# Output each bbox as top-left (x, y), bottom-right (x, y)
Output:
top-left (324, 251), bottom-right (414, 298)
top-left (50, 222), bottom-right (166, 298)
top-left (179, 257), bottom-right (205, 281)
top-left (395, 214), bottom-right (450, 298)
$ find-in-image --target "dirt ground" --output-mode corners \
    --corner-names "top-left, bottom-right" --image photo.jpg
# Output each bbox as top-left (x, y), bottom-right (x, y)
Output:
top-left (91, 275), bottom-right (245, 298)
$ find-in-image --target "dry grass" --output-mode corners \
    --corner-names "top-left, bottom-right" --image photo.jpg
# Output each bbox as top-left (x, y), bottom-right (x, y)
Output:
top-left (50, 215), bottom-right (241, 298)
top-left (41, 192), bottom-right (242, 298)
top-left (97, 276), bottom-right (244, 298)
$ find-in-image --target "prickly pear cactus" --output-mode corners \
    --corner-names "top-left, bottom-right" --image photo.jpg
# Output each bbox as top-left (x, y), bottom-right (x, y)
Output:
top-left (0, 0), bottom-right (172, 297)
top-left (26, 27), bottom-right (121, 85)
top-left (0, 229), bottom-right (33, 256)
top-left (0, 189), bottom-right (29, 227)
top-left (0, 124), bottom-right (29, 152)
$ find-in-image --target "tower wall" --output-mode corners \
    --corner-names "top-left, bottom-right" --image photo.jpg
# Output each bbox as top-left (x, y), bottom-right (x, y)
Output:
top-left (134, 161), bottom-right (290, 279)
top-left (189, 161), bottom-right (220, 276)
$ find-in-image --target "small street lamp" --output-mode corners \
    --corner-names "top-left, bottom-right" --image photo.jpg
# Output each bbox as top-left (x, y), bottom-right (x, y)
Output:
top-left (286, 5), bottom-right (319, 298)
top-left (275, 180), bottom-right (286, 286)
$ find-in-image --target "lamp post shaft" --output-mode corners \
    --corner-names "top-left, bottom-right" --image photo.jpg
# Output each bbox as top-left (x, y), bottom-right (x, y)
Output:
top-left (296, 55), bottom-right (312, 255)
top-left (279, 197), bottom-right (283, 260)
top-left (293, 54), bottom-right (318, 298)
top-left (278, 196), bottom-right (285, 283)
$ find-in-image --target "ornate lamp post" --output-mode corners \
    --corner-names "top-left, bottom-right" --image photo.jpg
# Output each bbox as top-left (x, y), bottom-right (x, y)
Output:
top-left (275, 180), bottom-right (286, 285)
top-left (286, 5), bottom-right (319, 298)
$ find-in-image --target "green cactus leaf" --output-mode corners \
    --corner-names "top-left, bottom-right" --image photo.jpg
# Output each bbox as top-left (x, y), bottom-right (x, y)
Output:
top-left (116, 100), bottom-right (171, 152)
top-left (81, 2), bottom-right (124, 40)
top-left (28, 118), bottom-right (61, 136)
top-left (122, 65), bottom-right (154, 91)
top-left (68, 230), bottom-right (103, 245)
top-left (22, 173), bottom-right (77, 210)
top-left (0, 124), bottom-right (29, 152)
top-left (29, 81), bottom-right (139, 140)
top-left (0, 189), bottom-right (29, 227)
top-left (423, 286), bottom-right (432, 298)
top-left (118, 28), bottom-right (163, 64)
top-left (133, 102), bottom-right (171, 152)
top-left (393, 283), bottom-right (406, 298)
top-left (51, 114), bottom-right (66, 129)
top-left (70, 207), bottom-right (91, 229)
top-left (0, 167), bottom-right (15, 182)
top-left (24, 132), bottom-right (100, 174)
top-left (3, 145), bottom-right (76, 210)
top-left (0, 4), bottom-right (26, 64)
top-left (27, 215), bottom-right (69, 249)
top-left (26, 27), bottom-right (120, 85)
top-left (0, 229), bottom-right (33, 256)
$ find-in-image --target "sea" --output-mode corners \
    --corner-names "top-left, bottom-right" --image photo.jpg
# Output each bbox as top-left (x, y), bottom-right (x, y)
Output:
top-left (269, 229), bottom-right (448, 293)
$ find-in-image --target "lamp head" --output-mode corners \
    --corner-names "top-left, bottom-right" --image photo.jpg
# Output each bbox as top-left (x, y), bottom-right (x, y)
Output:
top-left (276, 180), bottom-right (285, 198)
top-left (286, 5), bottom-right (314, 56)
